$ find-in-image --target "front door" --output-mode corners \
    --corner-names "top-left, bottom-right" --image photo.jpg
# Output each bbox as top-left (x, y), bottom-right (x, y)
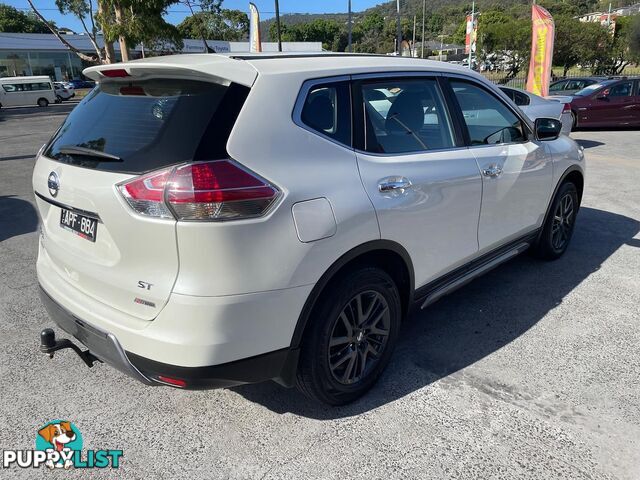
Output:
top-left (353, 76), bottom-right (482, 288)
top-left (448, 78), bottom-right (553, 253)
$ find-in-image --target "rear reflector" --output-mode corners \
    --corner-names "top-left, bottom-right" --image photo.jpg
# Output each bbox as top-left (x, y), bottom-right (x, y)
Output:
top-left (101, 69), bottom-right (130, 78)
top-left (117, 160), bottom-right (280, 221)
top-left (156, 375), bottom-right (187, 388)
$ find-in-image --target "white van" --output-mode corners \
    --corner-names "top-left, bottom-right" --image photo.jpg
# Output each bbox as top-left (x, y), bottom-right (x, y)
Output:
top-left (0, 76), bottom-right (56, 109)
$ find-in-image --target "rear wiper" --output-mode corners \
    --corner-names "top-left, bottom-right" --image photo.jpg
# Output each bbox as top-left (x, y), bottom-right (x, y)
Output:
top-left (57, 145), bottom-right (122, 161)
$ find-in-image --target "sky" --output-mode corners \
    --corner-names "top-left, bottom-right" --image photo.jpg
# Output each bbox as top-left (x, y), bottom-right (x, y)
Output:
top-left (6, 0), bottom-right (383, 33)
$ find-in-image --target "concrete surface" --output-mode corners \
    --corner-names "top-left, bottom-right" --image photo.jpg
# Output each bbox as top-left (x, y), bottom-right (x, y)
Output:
top-left (0, 104), bottom-right (639, 479)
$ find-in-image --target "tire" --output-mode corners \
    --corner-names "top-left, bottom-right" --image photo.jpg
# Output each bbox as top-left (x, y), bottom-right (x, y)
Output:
top-left (56, 95), bottom-right (63, 103)
top-left (296, 267), bottom-right (401, 405)
top-left (531, 182), bottom-right (579, 260)
top-left (37, 98), bottom-right (49, 107)
top-left (571, 111), bottom-right (578, 131)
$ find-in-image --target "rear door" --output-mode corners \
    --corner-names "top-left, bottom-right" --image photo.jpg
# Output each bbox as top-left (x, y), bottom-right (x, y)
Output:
top-left (353, 75), bottom-right (482, 288)
top-left (606, 80), bottom-right (636, 125)
top-left (33, 77), bottom-right (247, 320)
top-left (448, 78), bottom-right (553, 252)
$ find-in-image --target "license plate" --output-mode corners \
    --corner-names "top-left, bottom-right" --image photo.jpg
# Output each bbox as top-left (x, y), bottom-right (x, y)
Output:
top-left (60, 208), bottom-right (97, 242)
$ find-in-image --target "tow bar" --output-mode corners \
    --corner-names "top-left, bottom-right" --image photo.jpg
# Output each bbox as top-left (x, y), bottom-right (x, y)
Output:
top-left (40, 328), bottom-right (100, 368)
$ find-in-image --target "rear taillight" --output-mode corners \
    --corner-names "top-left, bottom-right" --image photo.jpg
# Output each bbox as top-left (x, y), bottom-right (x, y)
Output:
top-left (562, 103), bottom-right (571, 113)
top-left (117, 160), bottom-right (280, 221)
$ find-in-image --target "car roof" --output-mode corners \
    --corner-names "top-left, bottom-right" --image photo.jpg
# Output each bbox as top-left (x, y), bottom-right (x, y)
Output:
top-left (235, 52), bottom-right (475, 77)
top-left (84, 52), bottom-right (482, 87)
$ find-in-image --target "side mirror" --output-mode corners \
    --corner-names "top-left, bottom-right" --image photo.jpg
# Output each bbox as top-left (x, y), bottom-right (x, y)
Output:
top-left (596, 88), bottom-right (610, 100)
top-left (535, 118), bottom-right (562, 141)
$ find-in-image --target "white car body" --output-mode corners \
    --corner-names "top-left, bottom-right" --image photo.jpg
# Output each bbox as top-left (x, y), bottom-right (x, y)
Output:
top-left (0, 75), bottom-right (55, 108)
top-left (53, 82), bottom-right (74, 101)
top-left (500, 86), bottom-right (573, 135)
top-left (33, 54), bottom-right (585, 401)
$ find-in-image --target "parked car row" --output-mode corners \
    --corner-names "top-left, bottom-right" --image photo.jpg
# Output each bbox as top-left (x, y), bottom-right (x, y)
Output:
top-left (501, 77), bottom-right (640, 130)
top-left (500, 86), bottom-right (573, 135)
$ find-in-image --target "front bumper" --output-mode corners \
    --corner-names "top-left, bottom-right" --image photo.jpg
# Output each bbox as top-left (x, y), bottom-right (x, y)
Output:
top-left (39, 285), bottom-right (298, 389)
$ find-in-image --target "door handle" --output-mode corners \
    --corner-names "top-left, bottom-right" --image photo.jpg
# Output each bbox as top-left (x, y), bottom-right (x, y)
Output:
top-left (482, 164), bottom-right (503, 178)
top-left (378, 176), bottom-right (413, 194)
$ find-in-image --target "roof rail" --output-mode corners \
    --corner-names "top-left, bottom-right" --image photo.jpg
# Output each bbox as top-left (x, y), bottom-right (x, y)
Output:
top-left (229, 53), bottom-right (414, 61)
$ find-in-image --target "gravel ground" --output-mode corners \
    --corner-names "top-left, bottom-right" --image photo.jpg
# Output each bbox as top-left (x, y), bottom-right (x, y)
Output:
top-left (0, 104), bottom-right (638, 479)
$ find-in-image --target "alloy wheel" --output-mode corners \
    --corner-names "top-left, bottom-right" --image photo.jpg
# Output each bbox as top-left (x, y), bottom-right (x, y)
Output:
top-left (327, 290), bottom-right (390, 385)
top-left (551, 193), bottom-right (574, 250)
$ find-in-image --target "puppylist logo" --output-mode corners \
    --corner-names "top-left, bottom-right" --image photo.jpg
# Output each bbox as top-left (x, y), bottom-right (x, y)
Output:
top-left (2, 420), bottom-right (123, 470)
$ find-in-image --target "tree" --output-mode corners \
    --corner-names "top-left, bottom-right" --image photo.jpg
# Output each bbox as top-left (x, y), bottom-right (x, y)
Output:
top-left (177, 9), bottom-right (249, 42)
top-left (27, 0), bottom-right (183, 64)
top-left (0, 3), bottom-right (54, 33)
top-left (629, 13), bottom-right (640, 58)
top-left (592, 15), bottom-right (640, 75)
top-left (554, 16), bottom-right (609, 76)
top-left (268, 18), bottom-right (342, 50)
top-left (98, 0), bottom-right (183, 60)
top-left (478, 12), bottom-right (531, 81)
top-left (26, 0), bottom-right (101, 62)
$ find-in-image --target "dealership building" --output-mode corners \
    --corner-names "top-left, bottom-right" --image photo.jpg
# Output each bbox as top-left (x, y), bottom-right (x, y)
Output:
top-left (0, 33), bottom-right (322, 81)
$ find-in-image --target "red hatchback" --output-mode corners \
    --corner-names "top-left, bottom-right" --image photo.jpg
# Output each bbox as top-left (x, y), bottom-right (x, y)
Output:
top-left (570, 78), bottom-right (640, 129)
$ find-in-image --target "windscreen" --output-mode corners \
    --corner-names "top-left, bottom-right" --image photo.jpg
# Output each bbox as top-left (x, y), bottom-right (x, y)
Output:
top-left (45, 78), bottom-right (249, 174)
top-left (573, 82), bottom-right (613, 97)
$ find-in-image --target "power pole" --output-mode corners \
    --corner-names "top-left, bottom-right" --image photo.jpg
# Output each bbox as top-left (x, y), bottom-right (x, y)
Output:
top-left (396, 0), bottom-right (402, 55)
top-left (421, 0), bottom-right (426, 58)
top-left (275, 0), bottom-right (282, 52)
top-left (412, 15), bottom-right (417, 57)
top-left (348, 0), bottom-right (352, 52)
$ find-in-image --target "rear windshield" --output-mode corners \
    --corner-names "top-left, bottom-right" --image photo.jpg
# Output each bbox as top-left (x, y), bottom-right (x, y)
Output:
top-left (45, 78), bottom-right (249, 174)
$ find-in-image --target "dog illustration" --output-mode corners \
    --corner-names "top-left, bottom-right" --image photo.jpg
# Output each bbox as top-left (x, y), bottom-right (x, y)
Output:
top-left (38, 421), bottom-right (76, 469)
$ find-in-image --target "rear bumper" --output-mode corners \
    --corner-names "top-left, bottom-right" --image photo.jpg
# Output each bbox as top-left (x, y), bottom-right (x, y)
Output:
top-left (39, 286), bottom-right (153, 384)
top-left (39, 285), bottom-right (297, 389)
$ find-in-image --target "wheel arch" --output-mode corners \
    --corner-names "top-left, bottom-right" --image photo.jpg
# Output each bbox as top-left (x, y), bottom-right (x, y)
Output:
top-left (289, 240), bottom-right (415, 351)
top-left (537, 165), bottom-right (584, 244)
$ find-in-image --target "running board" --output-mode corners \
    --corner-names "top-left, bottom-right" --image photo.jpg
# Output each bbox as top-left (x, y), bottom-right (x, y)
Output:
top-left (420, 241), bottom-right (531, 309)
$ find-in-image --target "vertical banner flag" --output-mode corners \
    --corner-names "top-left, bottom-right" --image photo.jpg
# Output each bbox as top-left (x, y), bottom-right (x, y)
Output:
top-left (464, 15), bottom-right (477, 55)
top-left (249, 2), bottom-right (262, 53)
top-left (526, 5), bottom-right (555, 97)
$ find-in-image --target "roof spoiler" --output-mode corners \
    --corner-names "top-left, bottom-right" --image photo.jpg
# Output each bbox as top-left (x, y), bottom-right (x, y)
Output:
top-left (83, 57), bottom-right (257, 87)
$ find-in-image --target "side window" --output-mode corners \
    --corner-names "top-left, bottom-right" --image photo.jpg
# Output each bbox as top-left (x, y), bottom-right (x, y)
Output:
top-left (609, 81), bottom-right (632, 97)
top-left (451, 80), bottom-right (526, 146)
top-left (512, 90), bottom-right (530, 106)
top-left (500, 88), bottom-right (515, 102)
top-left (300, 81), bottom-right (351, 146)
top-left (549, 81), bottom-right (566, 92)
top-left (565, 80), bottom-right (583, 91)
top-left (2, 84), bottom-right (17, 93)
top-left (360, 78), bottom-right (455, 154)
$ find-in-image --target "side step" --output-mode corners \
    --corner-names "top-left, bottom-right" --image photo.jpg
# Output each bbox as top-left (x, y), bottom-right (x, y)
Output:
top-left (420, 241), bottom-right (531, 309)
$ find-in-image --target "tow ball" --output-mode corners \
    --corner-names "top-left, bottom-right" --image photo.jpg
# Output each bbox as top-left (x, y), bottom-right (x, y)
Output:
top-left (40, 328), bottom-right (100, 368)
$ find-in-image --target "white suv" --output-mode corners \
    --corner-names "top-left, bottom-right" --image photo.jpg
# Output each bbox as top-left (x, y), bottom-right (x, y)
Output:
top-left (34, 54), bottom-right (585, 405)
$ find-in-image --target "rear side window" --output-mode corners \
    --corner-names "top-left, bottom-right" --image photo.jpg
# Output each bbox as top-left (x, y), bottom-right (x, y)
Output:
top-left (500, 88), bottom-right (529, 106)
top-left (300, 81), bottom-right (351, 146)
top-left (45, 79), bottom-right (249, 174)
top-left (549, 81), bottom-right (566, 92)
top-left (359, 78), bottom-right (455, 154)
top-left (451, 80), bottom-right (526, 146)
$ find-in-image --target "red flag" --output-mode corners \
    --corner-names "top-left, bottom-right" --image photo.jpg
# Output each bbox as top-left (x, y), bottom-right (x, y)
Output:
top-left (526, 5), bottom-right (555, 97)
